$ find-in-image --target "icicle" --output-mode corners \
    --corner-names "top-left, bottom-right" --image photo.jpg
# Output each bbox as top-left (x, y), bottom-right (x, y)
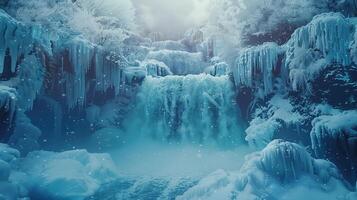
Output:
top-left (233, 42), bottom-right (281, 95)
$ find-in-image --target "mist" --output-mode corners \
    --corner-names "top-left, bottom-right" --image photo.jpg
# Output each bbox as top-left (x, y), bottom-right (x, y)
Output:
top-left (132, 0), bottom-right (210, 40)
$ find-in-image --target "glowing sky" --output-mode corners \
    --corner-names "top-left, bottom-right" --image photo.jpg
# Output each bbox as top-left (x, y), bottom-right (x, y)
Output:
top-left (132, 0), bottom-right (210, 40)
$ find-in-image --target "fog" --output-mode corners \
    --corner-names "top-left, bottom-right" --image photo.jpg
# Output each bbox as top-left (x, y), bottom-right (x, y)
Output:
top-left (132, 0), bottom-right (211, 40)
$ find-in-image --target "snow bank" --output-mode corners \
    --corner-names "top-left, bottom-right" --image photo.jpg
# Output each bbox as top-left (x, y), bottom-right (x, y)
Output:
top-left (245, 95), bottom-right (302, 149)
top-left (146, 50), bottom-right (206, 75)
top-left (17, 149), bottom-right (119, 200)
top-left (232, 42), bottom-right (283, 95)
top-left (178, 140), bottom-right (351, 200)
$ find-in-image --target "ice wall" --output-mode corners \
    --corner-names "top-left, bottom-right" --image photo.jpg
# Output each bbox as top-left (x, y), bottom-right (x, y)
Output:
top-left (127, 74), bottom-right (244, 146)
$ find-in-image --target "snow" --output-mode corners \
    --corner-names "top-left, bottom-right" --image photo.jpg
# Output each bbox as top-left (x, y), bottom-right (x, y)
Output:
top-left (16, 149), bottom-right (119, 200)
top-left (178, 140), bottom-right (351, 200)
top-left (146, 50), bottom-right (206, 75)
top-left (126, 74), bottom-right (244, 146)
top-left (245, 95), bottom-right (302, 149)
top-left (233, 42), bottom-right (283, 95)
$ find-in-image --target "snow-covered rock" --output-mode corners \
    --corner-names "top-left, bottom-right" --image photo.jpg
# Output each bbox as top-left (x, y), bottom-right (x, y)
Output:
top-left (178, 140), bottom-right (352, 200)
top-left (245, 95), bottom-right (302, 149)
top-left (151, 40), bottom-right (186, 51)
top-left (310, 109), bottom-right (357, 185)
top-left (17, 149), bottom-right (119, 200)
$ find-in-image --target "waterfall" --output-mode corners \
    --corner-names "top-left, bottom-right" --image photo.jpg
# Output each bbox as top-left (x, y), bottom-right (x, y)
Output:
top-left (125, 74), bottom-right (245, 147)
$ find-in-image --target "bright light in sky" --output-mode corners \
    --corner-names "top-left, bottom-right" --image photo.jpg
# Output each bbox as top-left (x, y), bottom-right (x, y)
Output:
top-left (132, 0), bottom-right (211, 40)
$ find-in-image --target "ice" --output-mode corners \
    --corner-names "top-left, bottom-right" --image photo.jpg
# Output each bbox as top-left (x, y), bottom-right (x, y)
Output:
top-left (146, 50), bottom-right (206, 75)
top-left (17, 149), bottom-right (119, 200)
top-left (285, 13), bottom-right (355, 92)
top-left (245, 95), bottom-right (302, 149)
top-left (8, 112), bottom-right (41, 155)
top-left (233, 42), bottom-right (283, 95)
top-left (205, 61), bottom-right (228, 77)
top-left (141, 59), bottom-right (172, 77)
top-left (0, 86), bottom-right (17, 126)
top-left (126, 74), bottom-right (244, 146)
top-left (178, 140), bottom-right (351, 200)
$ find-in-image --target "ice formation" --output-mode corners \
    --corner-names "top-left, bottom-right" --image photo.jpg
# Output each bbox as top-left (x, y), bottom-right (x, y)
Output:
top-left (0, 86), bottom-right (16, 126)
top-left (233, 42), bottom-right (283, 95)
top-left (285, 13), bottom-right (355, 92)
top-left (178, 140), bottom-right (351, 200)
top-left (146, 50), bottom-right (206, 75)
top-left (141, 59), bottom-right (172, 77)
top-left (127, 74), bottom-right (244, 146)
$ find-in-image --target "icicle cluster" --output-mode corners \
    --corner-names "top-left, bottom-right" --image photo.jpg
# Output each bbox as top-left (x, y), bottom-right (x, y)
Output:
top-left (285, 13), bottom-right (355, 91)
top-left (233, 42), bottom-right (282, 95)
top-left (129, 74), bottom-right (244, 146)
top-left (63, 38), bottom-right (127, 109)
top-left (0, 10), bottom-right (54, 75)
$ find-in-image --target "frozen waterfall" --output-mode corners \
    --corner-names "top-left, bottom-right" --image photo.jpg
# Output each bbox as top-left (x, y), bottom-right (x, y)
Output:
top-left (125, 74), bottom-right (245, 147)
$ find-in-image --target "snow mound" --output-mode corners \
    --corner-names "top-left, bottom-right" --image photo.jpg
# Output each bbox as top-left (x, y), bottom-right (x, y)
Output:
top-left (146, 50), bottom-right (206, 75)
top-left (178, 140), bottom-right (351, 200)
top-left (17, 149), bottom-right (119, 200)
